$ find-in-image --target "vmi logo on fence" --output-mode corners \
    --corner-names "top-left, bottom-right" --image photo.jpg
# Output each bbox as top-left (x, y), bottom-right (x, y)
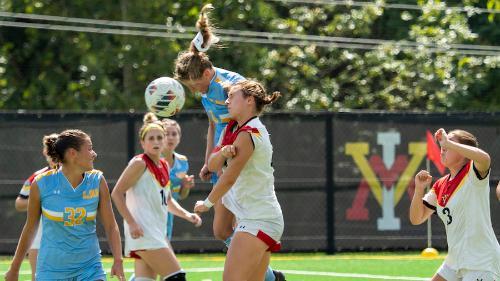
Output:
top-left (345, 131), bottom-right (426, 231)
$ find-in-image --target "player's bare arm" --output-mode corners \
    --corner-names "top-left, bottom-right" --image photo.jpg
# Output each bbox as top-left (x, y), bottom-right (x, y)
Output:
top-left (409, 170), bottom-right (434, 225)
top-left (195, 132), bottom-right (253, 213)
top-left (97, 177), bottom-right (124, 280)
top-left (111, 158), bottom-right (146, 239)
top-left (5, 182), bottom-right (42, 281)
top-left (435, 128), bottom-right (491, 176)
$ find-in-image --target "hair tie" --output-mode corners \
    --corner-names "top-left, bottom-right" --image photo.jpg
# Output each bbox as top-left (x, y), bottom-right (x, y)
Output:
top-left (192, 32), bottom-right (219, 52)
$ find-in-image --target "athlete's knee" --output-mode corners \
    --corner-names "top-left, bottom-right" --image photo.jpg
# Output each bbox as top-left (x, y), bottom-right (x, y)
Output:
top-left (163, 271), bottom-right (186, 281)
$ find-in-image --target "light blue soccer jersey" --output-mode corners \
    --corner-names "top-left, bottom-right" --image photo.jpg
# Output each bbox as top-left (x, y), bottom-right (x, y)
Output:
top-left (35, 168), bottom-right (105, 281)
top-left (167, 152), bottom-right (189, 240)
top-left (201, 67), bottom-right (245, 183)
top-left (201, 67), bottom-right (245, 147)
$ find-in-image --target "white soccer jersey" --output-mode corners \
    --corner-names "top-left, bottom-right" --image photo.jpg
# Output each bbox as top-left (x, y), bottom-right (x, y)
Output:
top-left (423, 161), bottom-right (500, 274)
top-left (124, 156), bottom-right (171, 256)
top-left (221, 117), bottom-right (283, 221)
top-left (18, 167), bottom-right (49, 250)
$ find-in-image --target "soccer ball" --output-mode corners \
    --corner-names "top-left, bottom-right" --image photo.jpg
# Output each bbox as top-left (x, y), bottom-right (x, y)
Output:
top-left (144, 77), bottom-right (185, 117)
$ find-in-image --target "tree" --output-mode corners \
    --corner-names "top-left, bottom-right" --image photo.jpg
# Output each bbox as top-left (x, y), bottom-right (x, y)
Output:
top-left (260, 0), bottom-right (499, 111)
top-left (0, 1), bottom-right (276, 110)
top-left (0, 0), bottom-right (498, 111)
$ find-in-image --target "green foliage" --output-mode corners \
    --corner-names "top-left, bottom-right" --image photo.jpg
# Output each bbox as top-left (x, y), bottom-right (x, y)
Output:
top-left (261, 0), bottom-right (499, 111)
top-left (0, 0), bottom-right (498, 111)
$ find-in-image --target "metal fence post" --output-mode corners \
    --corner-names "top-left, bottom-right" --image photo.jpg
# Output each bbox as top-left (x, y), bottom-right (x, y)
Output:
top-left (326, 113), bottom-right (335, 254)
top-left (127, 114), bottom-right (135, 162)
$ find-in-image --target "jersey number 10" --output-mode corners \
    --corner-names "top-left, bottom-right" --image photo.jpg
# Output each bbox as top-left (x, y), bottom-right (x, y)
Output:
top-left (160, 189), bottom-right (168, 206)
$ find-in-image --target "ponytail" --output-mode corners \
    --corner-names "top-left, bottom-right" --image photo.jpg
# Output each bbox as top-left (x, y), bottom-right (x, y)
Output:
top-left (139, 112), bottom-right (164, 140)
top-left (190, 4), bottom-right (219, 53)
top-left (174, 4), bottom-right (218, 81)
top-left (43, 133), bottom-right (60, 163)
top-left (263, 91), bottom-right (282, 106)
top-left (143, 112), bottom-right (159, 124)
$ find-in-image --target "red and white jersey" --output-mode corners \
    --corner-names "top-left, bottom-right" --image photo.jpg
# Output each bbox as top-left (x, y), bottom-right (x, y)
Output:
top-left (124, 154), bottom-right (171, 256)
top-left (423, 161), bottom-right (500, 274)
top-left (217, 117), bottom-right (283, 221)
top-left (18, 167), bottom-right (50, 250)
top-left (18, 166), bottom-right (51, 199)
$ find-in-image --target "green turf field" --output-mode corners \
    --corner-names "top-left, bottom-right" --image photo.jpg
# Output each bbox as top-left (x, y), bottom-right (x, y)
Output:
top-left (0, 252), bottom-right (444, 281)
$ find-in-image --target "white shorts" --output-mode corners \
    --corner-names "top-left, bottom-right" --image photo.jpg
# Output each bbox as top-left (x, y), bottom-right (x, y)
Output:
top-left (125, 238), bottom-right (169, 258)
top-left (437, 262), bottom-right (499, 281)
top-left (123, 221), bottom-right (169, 257)
top-left (234, 217), bottom-right (284, 252)
top-left (30, 222), bottom-right (42, 250)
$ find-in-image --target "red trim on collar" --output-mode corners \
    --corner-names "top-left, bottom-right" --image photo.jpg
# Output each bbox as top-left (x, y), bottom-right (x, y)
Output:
top-left (212, 119), bottom-right (259, 153)
top-left (432, 161), bottom-right (470, 207)
top-left (140, 154), bottom-right (170, 187)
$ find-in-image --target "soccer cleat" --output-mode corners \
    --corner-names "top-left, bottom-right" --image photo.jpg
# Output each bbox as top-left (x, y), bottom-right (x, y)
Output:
top-left (273, 270), bottom-right (287, 281)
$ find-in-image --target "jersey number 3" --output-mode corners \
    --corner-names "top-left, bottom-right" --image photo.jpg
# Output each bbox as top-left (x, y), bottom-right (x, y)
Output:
top-left (442, 207), bottom-right (452, 225)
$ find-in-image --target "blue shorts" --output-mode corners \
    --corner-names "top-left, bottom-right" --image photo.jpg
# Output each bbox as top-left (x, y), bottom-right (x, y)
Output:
top-left (37, 264), bottom-right (106, 281)
top-left (211, 173), bottom-right (219, 184)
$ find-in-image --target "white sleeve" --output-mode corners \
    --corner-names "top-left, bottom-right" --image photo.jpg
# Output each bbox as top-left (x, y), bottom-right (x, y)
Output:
top-left (422, 189), bottom-right (437, 210)
top-left (18, 180), bottom-right (31, 197)
top-left (470, 161), bottom-right (490, 185)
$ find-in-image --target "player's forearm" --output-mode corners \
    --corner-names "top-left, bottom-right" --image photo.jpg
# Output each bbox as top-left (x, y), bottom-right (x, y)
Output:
top-left (447, 141), bottom-right (490, 171)
top-left (10, 221), bottom-right (39, 270)
top-left (105, 223), bottom-right (123, 262)
top-left (207, 173), bottom-right (236, 204)
top-left (207, 150), bottom-right (226, 172)
top-left (99, 201), bottom-right (123, 263)
top-left (205, 123), bottom-right (215, 164)
top-left (167, 197), bottom-right (192, 220)
top-left (179, 187), bottom-right (191, 200)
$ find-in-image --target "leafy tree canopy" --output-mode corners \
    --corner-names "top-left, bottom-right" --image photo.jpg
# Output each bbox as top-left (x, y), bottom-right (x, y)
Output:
top-left (0, 0), bottom-right (498, 112)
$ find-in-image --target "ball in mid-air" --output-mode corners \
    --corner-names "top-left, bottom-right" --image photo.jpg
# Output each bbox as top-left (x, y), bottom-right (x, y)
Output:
top-left (144, 77), bottom-right (185, 117)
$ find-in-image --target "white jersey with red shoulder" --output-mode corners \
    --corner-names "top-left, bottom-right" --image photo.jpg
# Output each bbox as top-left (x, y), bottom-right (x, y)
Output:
top-left (18, 166), bottom-right (50, 250)
top-left (216, 117), bottom-right (283, 221)
top-left (18, 166), bottom-right (51, 199)
top-left (124, 154), bottom-right (171, 256)
top-left (423, 161), bottom-right (500, 274)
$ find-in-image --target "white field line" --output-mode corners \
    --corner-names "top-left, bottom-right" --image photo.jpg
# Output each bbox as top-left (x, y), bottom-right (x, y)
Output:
top-left (2, 267), bottom-right (428, 280)
top-left (282, 269), bottom-right (429, 280)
